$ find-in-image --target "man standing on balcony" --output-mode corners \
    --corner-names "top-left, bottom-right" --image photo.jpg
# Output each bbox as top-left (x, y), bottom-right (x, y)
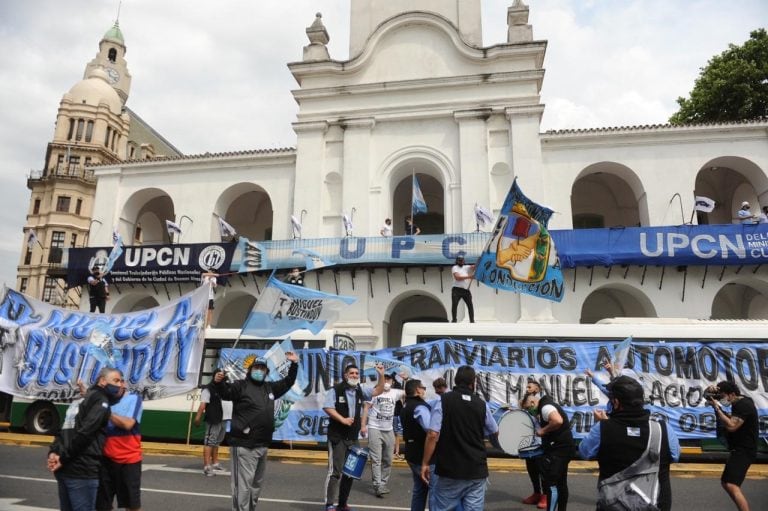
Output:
top-left (87, 265), bottom-right (109, 313)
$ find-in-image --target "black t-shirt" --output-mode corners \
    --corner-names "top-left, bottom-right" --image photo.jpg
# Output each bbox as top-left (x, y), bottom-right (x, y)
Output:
top-left (726, 396), bottom-right (758, 452)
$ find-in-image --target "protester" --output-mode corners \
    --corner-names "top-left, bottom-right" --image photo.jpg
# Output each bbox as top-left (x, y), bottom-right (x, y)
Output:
top-left (323, 364), bottom-right (385, 511)
top-left (405, 215), bottom-right (421, 235)
top-left (520, 380), bottom-right (546, 509)
top-left (200, 269), bottom-right (218, 328)
top-left (737, 201), bottom-right (757, 224)
top-left (431, 377), bottom-right (448, 397)
top-left (400, 379), bottom-right (433, 511)
top-left (421, 365), bottom-right (499, 511)
top-left (579, 376), bottom-right (679, 511)
top-left (213, 352), bottom-right (299, 511)
top-left (527, 386), bottom-right (576, 511)
top-left (47, 367), bottom-right (122, 511)
top-left (88, 265), bottom-right (109, 313)
top-left (194, 368), bottom-right (233, 476)
top-left (708, 380), bottom-right (758, 511)
top-left (380, 218), bottom-right (393, 237)
top-left (96, 371), bottom-right (144, 511)
top-left (362, 373), bottom-right (404, 497)
top-left (759, 206), bottom-right (768, 223)
top-left (451, 255), bottom-right (475, 323)
top-left (285, 268), bottom-right (305, 287)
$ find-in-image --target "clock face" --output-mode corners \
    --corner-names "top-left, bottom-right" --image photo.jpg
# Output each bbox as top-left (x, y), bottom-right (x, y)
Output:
top-left (105, 67), bottom-right (120, 84)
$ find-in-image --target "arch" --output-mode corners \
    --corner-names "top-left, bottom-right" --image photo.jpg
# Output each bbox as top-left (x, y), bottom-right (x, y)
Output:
top-left (572, 162), bottom-right (648, 228)
top-left (694, 157), bottom-right (768, 225)
top-left (580, 284), bottom-right (656, 324)
top-left (110, 294), bottom-right (160, 313)
top-left (214, 291), bottom-right (257, 329)
top-left (384, 291), bottom-right (448, 348)
top-left (711, 279), bottom-right (768, 319)
top-left (213, 183), bottom-right (274, 241)
top-left (120, 188), bottom-right (175, 245)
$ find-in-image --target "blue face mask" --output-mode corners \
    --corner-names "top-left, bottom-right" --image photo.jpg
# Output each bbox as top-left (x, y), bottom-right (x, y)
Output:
top-left (250, 369), bottom-right (266, 383)
top-left (105, 383), bottom-right (122, 396)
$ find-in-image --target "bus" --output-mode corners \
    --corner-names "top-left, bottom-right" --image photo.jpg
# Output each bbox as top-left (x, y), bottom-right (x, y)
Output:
top-left (8, 328), bottom-right (348, 440)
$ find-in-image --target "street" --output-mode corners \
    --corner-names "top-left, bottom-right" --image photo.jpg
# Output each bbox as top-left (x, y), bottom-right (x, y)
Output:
top-left (0, 444), bottom-right (766, 510)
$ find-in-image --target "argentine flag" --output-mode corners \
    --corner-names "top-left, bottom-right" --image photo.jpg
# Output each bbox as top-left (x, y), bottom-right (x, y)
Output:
top-left (412, 175), bottom-right (428, 215)
top-left (242, 274), bottom-right (356, 337)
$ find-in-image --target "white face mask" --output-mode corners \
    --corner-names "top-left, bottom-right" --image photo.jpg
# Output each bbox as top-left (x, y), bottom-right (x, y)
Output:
top-left (719, 398), bottom-right (730, 407)
top-left (383, 383), bottom-right (392, 391)
top-left (346, 377), bottom-right (360, 387)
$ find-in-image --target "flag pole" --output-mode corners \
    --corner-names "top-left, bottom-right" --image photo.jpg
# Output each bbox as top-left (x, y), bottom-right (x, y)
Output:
top-left (411, 169), bottom-right (415, 232)
top-left (475, 203), bottom-right (480, 233)
top-left (689, 191), bottom-right (697, 225)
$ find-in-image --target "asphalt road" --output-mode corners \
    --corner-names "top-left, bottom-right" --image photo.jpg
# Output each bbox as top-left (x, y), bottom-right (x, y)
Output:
top-left (0, 444), bottom-right (766, 510)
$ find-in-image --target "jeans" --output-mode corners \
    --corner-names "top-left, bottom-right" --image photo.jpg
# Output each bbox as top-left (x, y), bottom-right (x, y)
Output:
top-left (57, 476), bottom-right (99, 511)
top-left (450, 287), bottom-right (474, 322)
top-left (431, 475), bottom-right (484, 511)
top-left (407, 462), bottom-right (436, 511)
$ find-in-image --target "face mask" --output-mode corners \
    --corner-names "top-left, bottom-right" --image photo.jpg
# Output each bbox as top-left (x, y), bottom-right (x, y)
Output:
top-left (383, 383), bottom-right (392, 391)
top-left (456, 260), bottom-right (464, 267)
top-left (719, 398), bottom-right (730, 407)
top-left (105, 383), bottom-right (121, 396)
top-left (250, 369), bottom-right (266, 383)
top-left (346, 377), bottom-right (360, 387)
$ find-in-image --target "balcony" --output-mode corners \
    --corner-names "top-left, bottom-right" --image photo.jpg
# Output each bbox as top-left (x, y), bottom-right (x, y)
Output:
top-left (28, 165), bottom-right (95, 186)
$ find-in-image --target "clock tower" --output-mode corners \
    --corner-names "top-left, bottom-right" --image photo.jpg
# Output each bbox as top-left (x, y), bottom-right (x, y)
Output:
top-left (83, 21), bottom-right (132, 104)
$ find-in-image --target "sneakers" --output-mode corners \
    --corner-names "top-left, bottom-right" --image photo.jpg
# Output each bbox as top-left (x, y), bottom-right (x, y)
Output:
top-left (522, 493), bottom-right (543, 505)
top-left (210, 463), bottom-right (226, 472)
top-left (324, 506), bottom-right (335, 511)
top-left (203, 465), bottom-right (214, 477)
top-left (537, 494), bottom-right (548, 509)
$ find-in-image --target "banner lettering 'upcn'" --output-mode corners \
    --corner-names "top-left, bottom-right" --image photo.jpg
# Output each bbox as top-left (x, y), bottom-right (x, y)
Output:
top-left (221, 339), bottom-right (768, 442)
top-left (0, 286), bottom-right (209, 402)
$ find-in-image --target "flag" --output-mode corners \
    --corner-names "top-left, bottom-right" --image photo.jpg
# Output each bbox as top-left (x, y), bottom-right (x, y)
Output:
top-left (290, 215), bottom-right (302, 238)
top-left (693, 196), bottom-right (716, 213)
top-left (102, 232), bottom-right (124, 275)
top-left (237, 236), bottom-right (267, 273)
top-left (412, 175), bottom-right (427, 215)
top-left (611, 336), bottom-right (633, 375)
top-left (292, 248), bottom-right (332, 271)
top-left (474, 178), bottom-right (565, 302)
top-left (342, 213), bottom-right (353, 236)
top-left (26, 229), bottom-right (38, 250)
top-left (218, 217), bottom-right (237, 239)
top-left (165, 219), bottom-right (182, 237)
top-left (474, 204), bottom-right (494, 227)
top-left (242, 274), bottom-right (355, 337)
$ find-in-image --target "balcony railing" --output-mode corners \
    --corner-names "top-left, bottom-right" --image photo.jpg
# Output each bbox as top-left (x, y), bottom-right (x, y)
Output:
top-left (28, 165), bottom-right (95, 182)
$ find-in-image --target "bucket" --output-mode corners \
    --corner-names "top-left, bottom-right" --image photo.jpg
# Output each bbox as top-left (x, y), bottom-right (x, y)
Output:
top-left (342, 446), bottom-right (369, 479)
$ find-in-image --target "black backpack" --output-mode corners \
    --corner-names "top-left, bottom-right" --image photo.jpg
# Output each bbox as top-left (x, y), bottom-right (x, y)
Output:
top-left (596, 420), bottom-right (662, 511)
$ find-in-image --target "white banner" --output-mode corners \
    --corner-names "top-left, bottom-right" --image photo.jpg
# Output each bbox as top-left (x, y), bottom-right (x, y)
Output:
top-left (0, 285), bottom-right (209, 402)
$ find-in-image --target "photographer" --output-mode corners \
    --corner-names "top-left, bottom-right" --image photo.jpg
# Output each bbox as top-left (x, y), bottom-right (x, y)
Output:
top-left (707, 381), bottom-right (758, 511)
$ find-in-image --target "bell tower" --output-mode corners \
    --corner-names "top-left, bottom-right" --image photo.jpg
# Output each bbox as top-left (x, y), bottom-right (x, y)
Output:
top-left (83, 21), bottom-right (132, 104)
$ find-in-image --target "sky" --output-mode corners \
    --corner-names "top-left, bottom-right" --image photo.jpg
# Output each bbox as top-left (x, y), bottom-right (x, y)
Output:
top-left (0, 0), bottom-right (765, 288)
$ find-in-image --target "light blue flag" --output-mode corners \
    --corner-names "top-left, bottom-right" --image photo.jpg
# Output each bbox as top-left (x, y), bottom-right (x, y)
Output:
top-left (237, 236), bottom-right (268, 273)
top-left (412, 175), bottom-right (428, 215)
top-left (102, 233), bottom-right (123, 275)
top-left (611, 336), bottom-right (633, 374)
top-left (242, 275), bottom-right (356, 337)
top-left (474, 178), bottom-right (565, 302)
top-left (292, 248), bottom-right (332, 271)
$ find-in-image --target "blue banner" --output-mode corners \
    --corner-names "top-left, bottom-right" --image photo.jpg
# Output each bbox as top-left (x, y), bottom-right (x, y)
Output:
top-left (215, 338), bottom-right (768, 442)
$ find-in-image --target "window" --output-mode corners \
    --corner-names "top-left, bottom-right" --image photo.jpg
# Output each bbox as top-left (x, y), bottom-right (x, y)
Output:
top-left (105, 127), bottom-right (111, 147)
top-left (56, 196), bottom-right (71, 213)
top-left (75, 198), bottom-right (82, 215)
top-left (33, 199), bottom-right (41, 215)
top-left (56, 154), bottom-right (65, 172)
top-left (42, 278), bottom-right (57, 303)
top-left (108, 48), bottom-right (117, 63)
top-left (85, 121), bottom-right (94, 142)
top-left (67, 119), bottom-right (74, 140)
top-left (19, 278), bottom-right (28, 293)
top-left (24, 249), bottom-right (31, 265)
top-left (70, 233), bottom-right (78, 247)
top-left (68, 155), bottom-right (80, 173)
top-left (51, 231), bottom-right (65, 248)
top-left (75, 119), bottom-right (84, 141)
top-left (48, 231), bottom-right (65, 264)
top-left (129, 145), bottom-right (135, 158)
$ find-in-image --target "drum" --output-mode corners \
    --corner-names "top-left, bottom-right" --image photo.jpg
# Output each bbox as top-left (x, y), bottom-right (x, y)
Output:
top-left (342, 446), bottom-right (369, 479)
top-left (493, 408), bottom-right (543, 458)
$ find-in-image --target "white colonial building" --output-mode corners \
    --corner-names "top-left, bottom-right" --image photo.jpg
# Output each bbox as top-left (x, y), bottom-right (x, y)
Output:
top-left (26, 1), bottom-right (768, 349)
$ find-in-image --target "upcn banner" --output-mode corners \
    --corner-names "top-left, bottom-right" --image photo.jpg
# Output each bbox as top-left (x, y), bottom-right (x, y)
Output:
top-left (0, 286), bottom-right (209, 402)
top-left (221, 339), bottom-right (768, 442)
top-left (65, 242), bottom-right (236, 287)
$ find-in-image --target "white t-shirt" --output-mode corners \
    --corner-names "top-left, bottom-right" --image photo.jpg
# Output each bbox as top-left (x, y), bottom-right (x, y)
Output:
top-left (201, 274), bottom-right (217, 300)
top-left (366, 388), bottom-right (405, 431)
top-left (452, 264), bottom-right (474, 289)
top-left (540, 403), bottom-right (558, 423)
top-left (200, 387), bottom-right (232, 421)
top-left (738, 209), bottom-right (754, 224)
top-left (380, 223), bottom-right (393, 237)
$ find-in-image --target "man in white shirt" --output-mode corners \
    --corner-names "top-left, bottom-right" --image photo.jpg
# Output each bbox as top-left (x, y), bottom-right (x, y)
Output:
top-left (200, 269), bottom-right (218, 328)
top-left (380, 218), bottom-right (393, 237)
top-left (363, 373), bottom-right (404, 497)
top-left (451, 255), bottom-right (475, 323)
top-left (737, 201), bottom-right (757, 224)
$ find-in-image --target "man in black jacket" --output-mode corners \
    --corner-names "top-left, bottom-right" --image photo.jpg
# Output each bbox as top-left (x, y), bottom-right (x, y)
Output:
top-left (47, 367), bottom-right (122, 511)
top-left (400, 378), bottom-right (433, 511)
top-left (214, 352), bottom-right (299, 511)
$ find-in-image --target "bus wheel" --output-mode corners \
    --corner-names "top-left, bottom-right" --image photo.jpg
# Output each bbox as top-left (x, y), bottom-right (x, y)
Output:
top-left (24, 401), bottom-right (59, 435)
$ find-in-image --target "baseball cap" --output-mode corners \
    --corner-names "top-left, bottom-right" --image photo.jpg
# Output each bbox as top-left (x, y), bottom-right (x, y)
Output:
top-left (606, 376), bottom-right (644, 408)
top-left (250, 357), bottom-right (268, 368)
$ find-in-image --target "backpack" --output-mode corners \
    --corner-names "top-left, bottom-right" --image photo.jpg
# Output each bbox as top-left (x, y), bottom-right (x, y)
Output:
top-left (596, 420), bottom-right (662, 511)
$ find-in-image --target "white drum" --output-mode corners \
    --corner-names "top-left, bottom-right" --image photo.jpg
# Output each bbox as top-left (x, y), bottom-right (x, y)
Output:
top-left (493, 408), bottom-right (543, 458)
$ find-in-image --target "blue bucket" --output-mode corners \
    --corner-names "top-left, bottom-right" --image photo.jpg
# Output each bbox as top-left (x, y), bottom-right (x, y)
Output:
top-left (342, 446), bottom-right (369, 479)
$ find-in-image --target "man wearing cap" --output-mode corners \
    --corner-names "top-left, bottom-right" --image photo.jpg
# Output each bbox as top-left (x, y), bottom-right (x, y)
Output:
top-left (213, 352), bottom-right (299, 511)
top-left (707, 380), bottom-right (758, 511)
top-left (579, 376), bottom-right (680, 511)
top-left (737, 201), bottom-right (757, 224)
top-left (87, 265), bottom-right (109, 313)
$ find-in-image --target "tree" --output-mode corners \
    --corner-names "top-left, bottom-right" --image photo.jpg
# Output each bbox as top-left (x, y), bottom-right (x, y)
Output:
top-left (669, 29), bottom-right (768, 125)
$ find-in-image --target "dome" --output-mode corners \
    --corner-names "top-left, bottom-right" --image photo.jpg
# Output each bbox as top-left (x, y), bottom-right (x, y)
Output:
top-left (103, 22), bottom-right (124, 45)
top-left (66, 68), bottom-right (123, 114)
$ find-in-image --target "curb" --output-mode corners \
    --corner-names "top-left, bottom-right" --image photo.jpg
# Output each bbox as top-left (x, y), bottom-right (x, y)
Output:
top-left (2, 432), bottom-right (764, 478)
